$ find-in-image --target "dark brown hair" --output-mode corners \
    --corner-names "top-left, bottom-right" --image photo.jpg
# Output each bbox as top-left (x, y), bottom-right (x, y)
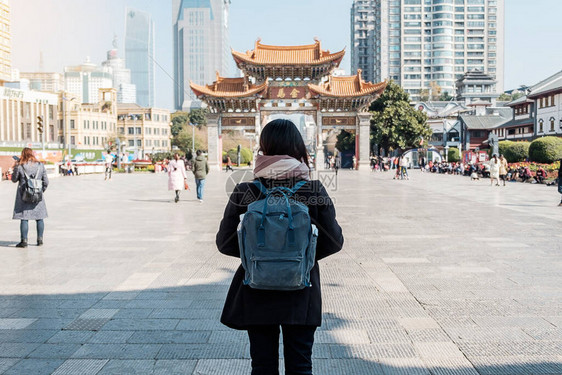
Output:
top-left (20, 147), bottom-right (38, 164)
top-left (259, 119), bottom-right (309, 168)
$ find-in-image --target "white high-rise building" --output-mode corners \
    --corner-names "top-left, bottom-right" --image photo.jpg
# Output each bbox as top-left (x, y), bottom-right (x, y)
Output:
top-left (351, 0), bottom-right (504, 101)
top-left (173, 0), bottom-right (230, 110)
top-left (64, 58), bottom-right (113, 104)
top-left (102, 38), bottom-right (137, 104)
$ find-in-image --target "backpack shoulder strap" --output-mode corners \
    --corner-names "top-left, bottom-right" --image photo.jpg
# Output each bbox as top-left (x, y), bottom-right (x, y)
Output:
top-left (291, 180), bottom-right (308, 194)
top-left (253, 179), bottom-right (268, 195)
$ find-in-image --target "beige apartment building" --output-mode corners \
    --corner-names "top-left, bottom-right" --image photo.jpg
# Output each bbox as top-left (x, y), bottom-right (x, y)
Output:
top-left (0, 86), bottom-right (58, 146)
top-left (117, 103), bottom-right (171, 158)
top-left (58, 88), bottom-right (118, 151)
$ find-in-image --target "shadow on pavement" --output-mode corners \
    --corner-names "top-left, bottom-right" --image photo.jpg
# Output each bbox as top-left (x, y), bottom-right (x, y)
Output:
top-left (0, 241), bottom-right (18, 248)
top-left (1, 280), bottom-right (561, 375)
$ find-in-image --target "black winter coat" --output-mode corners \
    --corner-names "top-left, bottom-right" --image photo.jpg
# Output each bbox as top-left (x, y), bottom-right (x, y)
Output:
top-left (216, 178), bottom-right (344, 330)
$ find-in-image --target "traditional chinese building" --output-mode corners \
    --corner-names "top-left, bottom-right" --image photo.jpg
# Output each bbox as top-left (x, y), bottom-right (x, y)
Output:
top-left (190, 39), bottom-right (387, 170)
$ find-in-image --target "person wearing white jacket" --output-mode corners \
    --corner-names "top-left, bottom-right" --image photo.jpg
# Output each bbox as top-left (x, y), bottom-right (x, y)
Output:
top-left (168, 153), bottom-right (188, 203)
top-left (489, 154), bottom-right (500, 186)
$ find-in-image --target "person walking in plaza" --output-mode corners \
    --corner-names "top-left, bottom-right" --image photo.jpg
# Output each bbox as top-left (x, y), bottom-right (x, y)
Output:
top-left (104, 151), bottom-right (114, 180)
top-left (192, 150), bottom-right (209, 203)
top-left (168, 153), bottom-right (188, 203)
top-left (216, 119), bottom-right (343, 375)
top-left (489, 155), bottom-right (500, 186)
top-left (400, 154), bottom-right (409, 180)
top-left (499, 155), bottom-right (508, 186)
top-left (225, 155), bottom-right (234, 172)
top-left (11, 148), bottom-right (49, 248)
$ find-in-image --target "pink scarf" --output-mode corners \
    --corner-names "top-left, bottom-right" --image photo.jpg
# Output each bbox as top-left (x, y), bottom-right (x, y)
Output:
top-left (254, 154), bottom-right (310, 180)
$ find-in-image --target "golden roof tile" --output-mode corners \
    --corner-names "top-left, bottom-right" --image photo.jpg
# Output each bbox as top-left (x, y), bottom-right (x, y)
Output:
top-left (232, 38), bottom-right (345, 66)
top-left (190, 74), bottom-right (268, 98)
top-left (308, 69), bottom-right (388, 98)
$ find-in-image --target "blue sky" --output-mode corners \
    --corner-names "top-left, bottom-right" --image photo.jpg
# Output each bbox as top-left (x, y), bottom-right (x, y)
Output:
top-left (11, 0), bottom-right (562, 110)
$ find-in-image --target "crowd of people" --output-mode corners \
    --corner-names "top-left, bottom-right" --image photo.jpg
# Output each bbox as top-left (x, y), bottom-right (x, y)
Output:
top-left (421, 155), bottom-right (553, 186)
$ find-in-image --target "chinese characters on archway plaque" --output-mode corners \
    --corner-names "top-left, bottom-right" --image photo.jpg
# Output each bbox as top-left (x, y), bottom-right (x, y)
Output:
top-left (269, 87), bottom-right (307, 100)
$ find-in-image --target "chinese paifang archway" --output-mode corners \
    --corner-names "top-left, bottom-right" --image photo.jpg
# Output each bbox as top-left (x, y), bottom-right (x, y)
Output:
top-left (190, 38), bottom-right (387, 170)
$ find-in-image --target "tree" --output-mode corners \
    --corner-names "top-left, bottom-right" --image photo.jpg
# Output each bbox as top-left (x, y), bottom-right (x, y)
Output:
top-left (369, 81), bottom-right (432, 153)
top-left (171, 111), bottom-right (189, 137)
top-left (429, 81), bottom-right (442, 101)
top-left (498, 93), bottom-right (512, 101)
top-left (172, 127), bottom-right (203, 158)
top-left (189, 108), bottom-right (208, 127)
top-left (335, 130), bottom-right (355, 152)
top-left (448, 147), bottom-right (460, 162)
top-left (439, 91), bottom-right (453, 101)
top-left (419, 89), bottom-right (430, 102)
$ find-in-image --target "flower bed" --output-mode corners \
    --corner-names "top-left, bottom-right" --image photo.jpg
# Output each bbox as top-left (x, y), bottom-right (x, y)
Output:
top-left (508, 161), bottom-right (560, 179)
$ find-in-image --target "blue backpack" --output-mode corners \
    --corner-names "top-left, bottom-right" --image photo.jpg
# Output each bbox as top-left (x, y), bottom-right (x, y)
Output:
top-left (237, 180), bottom-right (318, 291)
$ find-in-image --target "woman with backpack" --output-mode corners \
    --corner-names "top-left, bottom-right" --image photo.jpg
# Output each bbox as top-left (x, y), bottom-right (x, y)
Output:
top-left (11, 148), bottom-right (49, 248)
top-left (216, 119), bottom-right (344, 375)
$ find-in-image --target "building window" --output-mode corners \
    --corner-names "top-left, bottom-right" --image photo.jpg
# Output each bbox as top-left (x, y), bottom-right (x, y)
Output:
top-left (539, 119), bottom-right (544, 133)
top-left (70, 120), bottom-right (75, 129)
top-left (136, 127), bottom-right (141, 135)
top-left (550, 117), bottom-right (555, 132)
top-left (128, 140), bottom-right (134, 147)
top-left (128, 127), bottom-right (134, 135)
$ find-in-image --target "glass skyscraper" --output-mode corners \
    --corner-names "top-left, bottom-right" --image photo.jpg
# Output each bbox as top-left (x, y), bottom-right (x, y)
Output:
top-left (173, 0), bottom-right (230, 110)
top-left (351, 0), bottom-right (504, 101)
top-left (125, 8), bottom-right (155, 108)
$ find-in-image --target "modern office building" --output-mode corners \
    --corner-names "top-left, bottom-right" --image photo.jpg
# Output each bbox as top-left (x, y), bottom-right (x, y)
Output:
top-left (125, 8), bottom-right (155, 108)
top-left (102, 39), bottom-right (137, 104)
top-left (173, 0), bottom-right (230, 110)
top-left (0, 0), bottom-right (11, 83)
top-left (351, 0), bottom-right (504, 101)
top-left (64, 58), bottom-right (113, 104)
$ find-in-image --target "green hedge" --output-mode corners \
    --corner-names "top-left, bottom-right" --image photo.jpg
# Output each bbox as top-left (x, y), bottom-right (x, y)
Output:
top-left (226, 147), bottom-right (253, 165)
top-left (529, 137), bottom-right (562, 163)
top-left (447, 147), bottom-right (460, 162)
top-left (497, 141), bottom-right (513, 158)
top-left (504, 142), bottom-right (530, 163)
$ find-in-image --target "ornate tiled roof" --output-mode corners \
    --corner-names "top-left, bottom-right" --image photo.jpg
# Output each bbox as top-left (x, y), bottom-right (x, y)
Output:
top-left (232, 38), bottom-right (345, 66)
top-left (190, 73), bottom-right (268, 98)
top-left (308, 70), bottom-right (387, 98)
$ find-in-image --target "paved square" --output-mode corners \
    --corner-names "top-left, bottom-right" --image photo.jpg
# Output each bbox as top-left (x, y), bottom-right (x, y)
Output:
top-left (0, 169), bottom-right (561, 374)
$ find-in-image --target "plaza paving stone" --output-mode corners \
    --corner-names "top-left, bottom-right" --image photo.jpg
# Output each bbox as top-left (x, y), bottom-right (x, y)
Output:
top-left (0, 169), bottom-right (561, 374)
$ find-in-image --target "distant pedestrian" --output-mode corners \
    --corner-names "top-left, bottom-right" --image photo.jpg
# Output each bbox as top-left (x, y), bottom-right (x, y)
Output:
top-left (400, 155), bottom-right (409, 180)
top-left (499, 155), bottom-right (508, 186)
top-left (11, 148), bottom-right (49, 248)
top-left (192, 150), bottom-right (209, 203)
top-left (489, 155), bottom-right (500, 186)
top-left (226, 155), bottom-right (234, 172)
top-left (168, 153), bottom-right (188, 203)
top-left (104, 151), bottom-right (114, 180)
